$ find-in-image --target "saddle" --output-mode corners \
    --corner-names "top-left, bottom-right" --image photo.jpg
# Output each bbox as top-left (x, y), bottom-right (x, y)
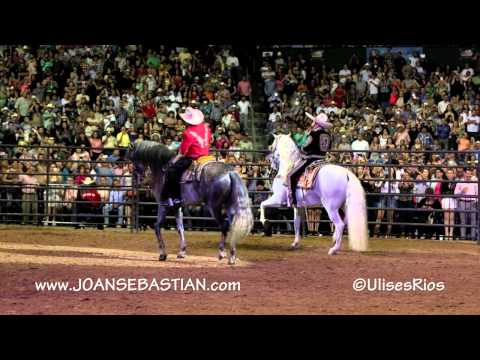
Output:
top-left (297, 160), bottom-right (326, 189)
top-left (180, 155), bottom-right (217, 183)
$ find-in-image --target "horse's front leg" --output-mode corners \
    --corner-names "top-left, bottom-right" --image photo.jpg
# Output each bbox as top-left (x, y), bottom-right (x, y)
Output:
top-left (154, 205), bottom-right (168, 261)
top-left (259, 178), bottom-right (285, 224)
top-left (175, 206), bottom-right (187, 258)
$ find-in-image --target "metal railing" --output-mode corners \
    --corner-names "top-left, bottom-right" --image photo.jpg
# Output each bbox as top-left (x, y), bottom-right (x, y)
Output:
top-left (0, 145), bottom-right (478, 243)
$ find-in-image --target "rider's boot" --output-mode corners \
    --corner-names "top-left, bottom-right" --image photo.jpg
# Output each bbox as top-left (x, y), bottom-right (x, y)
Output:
top-left (287, 188), bottom-right (296, 207)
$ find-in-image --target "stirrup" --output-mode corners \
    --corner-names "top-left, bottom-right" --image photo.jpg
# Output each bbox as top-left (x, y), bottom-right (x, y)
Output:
top-left (166, 198), bottom-right (182, 207)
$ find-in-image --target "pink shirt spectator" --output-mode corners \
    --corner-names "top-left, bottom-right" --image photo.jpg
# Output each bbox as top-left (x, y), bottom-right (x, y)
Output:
top-left (395, 130), bottom-right (410, 146)
top-left (18, 174), bottom-right (39, 194)
top-left (454, 176), bottom-right (478, 201)
top-left (113, 166), bottom-right (124, 177)
top-left (237, 80), bottom-right (252, 97)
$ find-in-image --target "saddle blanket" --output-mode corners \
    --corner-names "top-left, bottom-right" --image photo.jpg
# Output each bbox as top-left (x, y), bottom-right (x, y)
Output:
top-left (297, 160), bottom-right (325, 189)
top-left (180, 155), bottom-right (217, 183)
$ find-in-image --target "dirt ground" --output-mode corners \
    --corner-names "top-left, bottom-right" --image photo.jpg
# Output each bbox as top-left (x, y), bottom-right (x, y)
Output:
top-left (0, 226), bottom-right (479, 314)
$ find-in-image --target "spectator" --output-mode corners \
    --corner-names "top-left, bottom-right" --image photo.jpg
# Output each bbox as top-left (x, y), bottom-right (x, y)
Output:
top-left (397, 172), bottom-right (415, 238)
top-left (74, 164), bottom-right (88, 185)
top-left (104, 178), bottom-right (126, 228)
top-left (416, 126), bottom-right (434, 149)
top-left (44, 169), bottom-right (63, 226)
top-left (436, 119), bottom-right (451, 150)
top-left (102, 127), bottom-right (117, 154)
top-left (116, 127), bottom-right (131, 148)
top-left (394, 123), bottom-right (411, 147)
top-left (465, 105), bottom-right (479, 139)
top-left (97, 176), bottom-right (110, 227)
top-left (18, 165), bottom-right (39, 225)
top-left (237, 96), bottom-right (252, 132)
top-left (76, 177), bottom-right (102, 228)
top-left (441, 168), bottom-right (457, 240)
top-left (89, 131), bottom-right (103, 160)
top-left (454, 168), bottom-right (478, 240)
top-left (63, 177), bottom-right (78, 225)
top-left (351, 133), bottom-right (369, 159)
top-left (237, 76), bottom-right (252, 98)
top-left (416, 187), bottom-right (442, 240)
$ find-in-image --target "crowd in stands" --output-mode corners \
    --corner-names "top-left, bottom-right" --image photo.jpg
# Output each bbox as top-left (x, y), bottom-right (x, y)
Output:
top-left (0, 45), bottom-right (256, 228)
top-left (0, 45), bottom-right (478, 240)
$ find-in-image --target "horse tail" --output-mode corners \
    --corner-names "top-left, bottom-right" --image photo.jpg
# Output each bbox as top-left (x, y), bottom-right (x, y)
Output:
top-left (345, 169), bottom-right (369, 252)
top-left (226, 171), bottom-right (254, 247)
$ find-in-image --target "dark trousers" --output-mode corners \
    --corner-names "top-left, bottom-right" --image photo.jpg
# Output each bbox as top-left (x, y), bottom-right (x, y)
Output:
top-left (164, 157), bottom-right (193, 200)
top-left (397, 200), bottom-right (414, 236)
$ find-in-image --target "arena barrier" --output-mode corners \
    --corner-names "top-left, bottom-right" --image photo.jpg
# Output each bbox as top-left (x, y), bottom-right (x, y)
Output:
top-left (0, 145), bottom-right (478, 243)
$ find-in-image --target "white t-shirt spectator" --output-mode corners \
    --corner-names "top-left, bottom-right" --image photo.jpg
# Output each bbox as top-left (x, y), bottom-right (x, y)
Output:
top-left (269, 111), bottom-right (282, 123)
top-left (300, 69), bottom-right (307, 80)
top-left (438, 99), bottom-right (449, 115)
top-left (146, 75), bottom-right (157, 92)
top-left (360, 68), bottom-right (371, 82)
top-left (167, 102), bottom-right (180, 117)
top-left (109, 95), bottom-right (121, 110)
top-left (368, 77), bottom-right (380, 95)
top-left (275, 57), bottom-right (284, 67)
top-left (104, 114), bottom-right (116, 131)
top-left (168, 91), bottom-right (182, 103)
top-left (339, 68), bottom-right (351, 84)
top-left (408, 55), bottom-right (419, 67)
top-left (351, 138), bottom-right (370, 158)
top-left (460, 67), bottom-right (474, 82)
top-left (466, 113), bottom-right (480, 133)
top-left (237, 99), bottom-right (251, 115)
top-left (261, 68), bottom-right (275, 80)
top-left (226, 55), bottom-right (239, 68)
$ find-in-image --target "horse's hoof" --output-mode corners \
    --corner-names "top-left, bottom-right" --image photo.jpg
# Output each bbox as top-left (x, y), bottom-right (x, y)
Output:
top-left (288, 243), bottom-right (300, 251)
top-left (328, 248), bottom-right (337, 256)
top-left (218, 252), bottom-right (226, 260)
top-left (228, 257), bottom-right (236, 265)
top-left (159, 254), bottom-right (167, 261)
top-left (177, 253), bottom-right (186, 259)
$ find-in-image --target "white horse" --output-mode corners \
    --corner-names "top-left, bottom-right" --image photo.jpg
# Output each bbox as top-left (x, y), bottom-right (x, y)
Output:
top-left (259, 134), bottom-right (368, 255)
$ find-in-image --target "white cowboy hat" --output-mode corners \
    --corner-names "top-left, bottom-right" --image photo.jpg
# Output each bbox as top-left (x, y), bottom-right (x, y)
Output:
top-left (305, 112), bottom-right (333, 130)
top-left (179, 107), bottom-right (204, 125)
top-left (82, 177), bottom-right (96, 185)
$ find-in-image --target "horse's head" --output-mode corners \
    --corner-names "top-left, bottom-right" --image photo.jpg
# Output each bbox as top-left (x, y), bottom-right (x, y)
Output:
top-left (126, 143), bottom-right (146, 184)
top-left (125, 143), bottom-right (135, 162)
top-left (267, 133), bottom-right (292, 172)
top-left (266, 134), bottom-right (279, 171)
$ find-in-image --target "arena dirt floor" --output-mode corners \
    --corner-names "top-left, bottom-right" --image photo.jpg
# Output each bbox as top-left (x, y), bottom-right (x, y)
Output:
top-left (0, 225), bottom-right (479, 315)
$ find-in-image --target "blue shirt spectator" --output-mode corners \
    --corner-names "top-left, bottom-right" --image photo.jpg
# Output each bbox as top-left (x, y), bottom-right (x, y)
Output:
top-left (436, 122), bottom-right (450, 140)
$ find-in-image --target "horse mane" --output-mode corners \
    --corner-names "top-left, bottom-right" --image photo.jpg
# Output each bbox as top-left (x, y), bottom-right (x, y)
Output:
top-left (131, 141), bottom-right (175, 169)
top-left (277, 135), bottom-right (301, 178)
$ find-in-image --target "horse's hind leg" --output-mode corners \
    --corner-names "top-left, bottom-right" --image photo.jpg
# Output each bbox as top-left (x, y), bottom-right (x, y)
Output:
top-left (175, 206), bottom-right (187, 258)
top-left (323, 202), bottom-right (345, 256)
top-left (290, 207), bottom-right (303, 250)
top-left (210, 207), bottom-right (230, 260)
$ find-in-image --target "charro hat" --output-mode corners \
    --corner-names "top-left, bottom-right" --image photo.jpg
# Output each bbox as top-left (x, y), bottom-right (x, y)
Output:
top-left (179, 107), bottom-right (204, 125)
top-left (305, 112), bottom-right (333, 130)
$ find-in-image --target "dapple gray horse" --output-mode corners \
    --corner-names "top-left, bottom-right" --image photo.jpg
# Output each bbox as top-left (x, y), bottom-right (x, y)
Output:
top-left (127, 141), bottom-right (253, 265)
